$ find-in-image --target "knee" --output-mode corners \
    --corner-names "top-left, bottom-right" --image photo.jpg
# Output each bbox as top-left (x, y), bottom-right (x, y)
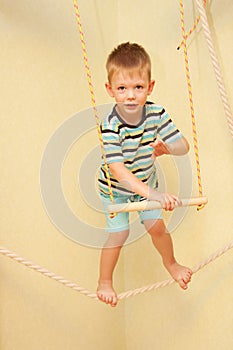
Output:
top-left (105, 230), bottom-right (129, 248)
top-left (146, 220), bottom-right (168, 239)
top-left (114, 230), bottom-right (130, 245)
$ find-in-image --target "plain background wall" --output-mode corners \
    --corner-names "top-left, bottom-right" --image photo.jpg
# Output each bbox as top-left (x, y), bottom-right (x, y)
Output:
top-left (1, 1), bottom-right (232, 349)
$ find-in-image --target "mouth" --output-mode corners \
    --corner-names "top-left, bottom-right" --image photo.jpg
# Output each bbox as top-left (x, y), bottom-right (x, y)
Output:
top-left (124, 104), bottom-right (138, 108)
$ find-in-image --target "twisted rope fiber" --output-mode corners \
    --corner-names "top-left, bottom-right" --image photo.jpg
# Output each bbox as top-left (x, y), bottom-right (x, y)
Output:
top-left (119, 240), bottom-right (233, 299)
top-left (1, 2), bottom-right (231, 306)
top-left (179, 0), bottom-right (204, 205)
top-left (1, 241), bottom-right (233, 301)
top-left (72, 0), bottom-right (115, 216)
top-left (0, 247), bottom-right (98, 301)
top-left (195, 0), bottom-right (233, 138)
top-left (177, 0), bottom-right (207, 50)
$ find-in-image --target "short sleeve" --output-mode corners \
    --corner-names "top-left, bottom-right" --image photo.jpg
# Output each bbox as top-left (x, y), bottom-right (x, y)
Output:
top-left (101, 123), bottom-right (124, 164)
top-left (157, 108), bottom-right (183, 143)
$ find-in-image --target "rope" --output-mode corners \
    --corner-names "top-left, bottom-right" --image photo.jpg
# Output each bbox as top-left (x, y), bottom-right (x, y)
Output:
top-left (1, 241), bottom-right (233, 301)
top-left (194, 0), bottom-right (233, 138)
top-left (1, 1), bottom-right (232, 308)
top-left (177, 0), bottom-right (207, 50)
top-left (72, 1), bottom-right (115, 217)
top-left (179, 0), bottom-right (205, 210)
top-left (119, 240), bottom-right (233, 299)
top-left (0, 247), bottom-right (97, 301)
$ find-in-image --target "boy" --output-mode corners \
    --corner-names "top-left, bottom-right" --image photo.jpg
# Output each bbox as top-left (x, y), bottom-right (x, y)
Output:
top-left (97, 42), bottom-right (192, 307)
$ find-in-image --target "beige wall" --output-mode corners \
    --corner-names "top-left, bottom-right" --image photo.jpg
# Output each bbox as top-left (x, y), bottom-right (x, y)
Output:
top-left (1, 1), bottom-right (232, 349)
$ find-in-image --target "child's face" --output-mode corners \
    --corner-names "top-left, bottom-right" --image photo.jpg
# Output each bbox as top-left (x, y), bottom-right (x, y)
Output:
top-left (105, 68), bottom-right (155, 119)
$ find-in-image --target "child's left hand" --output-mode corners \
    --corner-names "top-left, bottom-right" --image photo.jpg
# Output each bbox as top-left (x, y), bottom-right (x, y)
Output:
top-left (150, 140), bottom-right (170, 160)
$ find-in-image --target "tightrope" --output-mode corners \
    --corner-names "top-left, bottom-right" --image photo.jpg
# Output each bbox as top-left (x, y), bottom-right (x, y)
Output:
top-left (1, 241), bottom-right (233, 302)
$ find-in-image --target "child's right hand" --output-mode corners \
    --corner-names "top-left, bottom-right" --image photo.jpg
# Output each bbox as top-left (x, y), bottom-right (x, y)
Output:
top-left (148, 189), bottom-right (182, 211)
top-left (150, 140), bottom-right (170, 160)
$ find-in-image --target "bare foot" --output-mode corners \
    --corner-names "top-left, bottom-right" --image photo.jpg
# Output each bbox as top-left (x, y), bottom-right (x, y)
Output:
top-left (97, 281), bottom-right (118, 307)
top-left (165, 262), bottom-right (192, 290)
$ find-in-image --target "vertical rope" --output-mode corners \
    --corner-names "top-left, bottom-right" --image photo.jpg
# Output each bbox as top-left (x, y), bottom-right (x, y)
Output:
top-left (179, 0), bottom-right (205, 209)
top-left (177, 0), bottom-right (207, 50)
top-left (195, 0), bottom-right (233, 139)
top-left (72, 1), bottom-right (115, 216)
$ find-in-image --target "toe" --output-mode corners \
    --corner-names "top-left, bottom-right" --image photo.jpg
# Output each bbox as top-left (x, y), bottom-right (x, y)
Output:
top-left (178, 278), bottom-right (188, 290)
top-left (111, 296), bottom-right (118, 307)
top-left (105, 297), bottom-right (111, 304)
top-left (97, 292), bottom-right (103, 301)
top-left (183, 273), bottom-right (191, 283)
top-left (97, 289), bottom-right (118, 306)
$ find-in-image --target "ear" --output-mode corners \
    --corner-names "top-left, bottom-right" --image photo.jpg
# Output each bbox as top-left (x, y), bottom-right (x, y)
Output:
top-left (105, 82), bottom-right (114, 98)
top-left (147, 80), bottom-right (155, 96)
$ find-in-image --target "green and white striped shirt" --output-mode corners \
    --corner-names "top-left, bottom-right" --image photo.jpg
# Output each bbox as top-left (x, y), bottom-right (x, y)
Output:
top-left (98, 102), bottom-right (182, 196)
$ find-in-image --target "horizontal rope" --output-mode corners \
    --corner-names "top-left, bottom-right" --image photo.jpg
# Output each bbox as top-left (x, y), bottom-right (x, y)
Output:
top-left (1, 239), bottom-right (232, 302)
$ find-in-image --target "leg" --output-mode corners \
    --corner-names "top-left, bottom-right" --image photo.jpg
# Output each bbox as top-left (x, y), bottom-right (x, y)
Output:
top-left (97, 230), bottom-right (129, 307)
top-left (144, 219), bottom-right (192, 290)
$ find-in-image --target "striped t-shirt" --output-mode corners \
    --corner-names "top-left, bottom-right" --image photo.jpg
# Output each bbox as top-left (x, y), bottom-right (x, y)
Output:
top-left (98, 102), bottom-right (182, 196)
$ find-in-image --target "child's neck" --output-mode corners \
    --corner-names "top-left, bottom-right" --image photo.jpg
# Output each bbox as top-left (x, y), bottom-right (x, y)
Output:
top-left (116, 106), bottom-right (143, 126)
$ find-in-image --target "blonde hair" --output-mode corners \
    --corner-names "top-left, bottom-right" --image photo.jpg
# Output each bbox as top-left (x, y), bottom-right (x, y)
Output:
top-left (106, 42), bottom-right (151, 82)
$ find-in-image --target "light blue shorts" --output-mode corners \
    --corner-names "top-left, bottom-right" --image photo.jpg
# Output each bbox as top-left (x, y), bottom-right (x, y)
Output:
top-left (100, 193), bottom-right (162, 233)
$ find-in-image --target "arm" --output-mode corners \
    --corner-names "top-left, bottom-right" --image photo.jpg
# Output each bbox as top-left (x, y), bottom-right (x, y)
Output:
top-left (166, 136), bottom-right (189, 155)
top-left (109, 162), bottom-right (181, 210)
top-left (150, 136), bottom-right (189, 159)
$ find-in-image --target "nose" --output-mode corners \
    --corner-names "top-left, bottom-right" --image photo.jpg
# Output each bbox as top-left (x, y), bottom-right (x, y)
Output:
top-left (127, 89), bottom-right (135, 100)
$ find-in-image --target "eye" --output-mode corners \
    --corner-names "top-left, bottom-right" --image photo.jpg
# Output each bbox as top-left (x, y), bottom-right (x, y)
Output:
top-left (117, 86), bottom-right (126, 91)
top-left (136, 85), bottom-right (143, 90)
